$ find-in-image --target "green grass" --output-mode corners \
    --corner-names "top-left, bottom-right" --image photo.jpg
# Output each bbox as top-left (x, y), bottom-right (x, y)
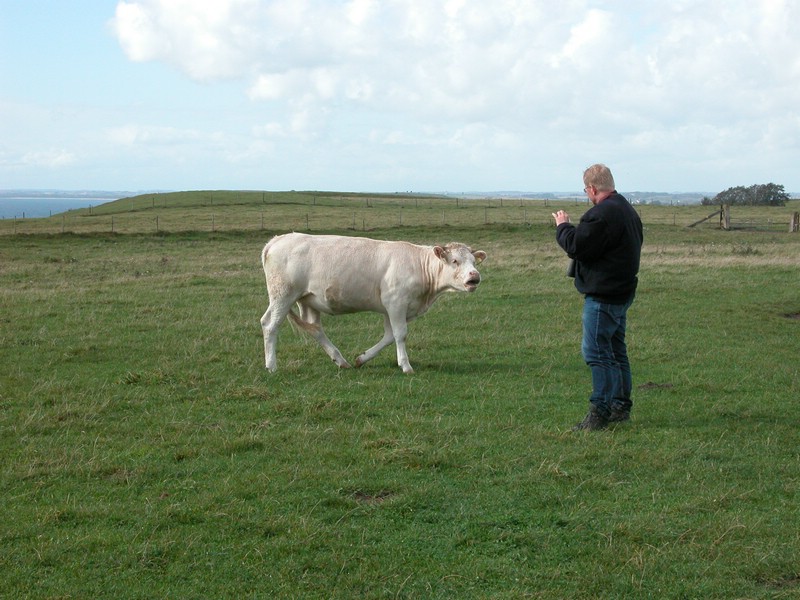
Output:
top-left (2, 198), bottom-right (800, 598)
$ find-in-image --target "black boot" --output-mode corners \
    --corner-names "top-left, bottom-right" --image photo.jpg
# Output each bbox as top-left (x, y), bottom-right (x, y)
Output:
top-left (608, 408), bottom-right (631, 423)
top-left (572, 406), bottom-right (609, 431)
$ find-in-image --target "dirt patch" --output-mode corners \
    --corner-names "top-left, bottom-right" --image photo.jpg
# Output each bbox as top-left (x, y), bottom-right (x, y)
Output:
top-left (759, 573), bottom-right (800, 590)
top-left (353, 490), bottom-right (394, 504)
top-left (638, 382), bottom-right (674, 390)
top-left (783, 312), bottom-right (800, 320)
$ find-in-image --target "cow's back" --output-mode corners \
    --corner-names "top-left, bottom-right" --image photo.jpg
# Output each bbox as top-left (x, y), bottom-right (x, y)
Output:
top-left (264, 232), bottom-right (389, 273)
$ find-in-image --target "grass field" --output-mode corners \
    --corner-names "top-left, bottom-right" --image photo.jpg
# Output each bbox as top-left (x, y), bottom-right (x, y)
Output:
top-left (3, 190), bottom-right (800, 235)
top-left (2, 193), bottom-right (800, 598)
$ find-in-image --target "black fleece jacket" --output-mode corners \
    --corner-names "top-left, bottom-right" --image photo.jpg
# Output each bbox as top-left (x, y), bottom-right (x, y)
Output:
top-left (556, 192), bottom-right (643, 304)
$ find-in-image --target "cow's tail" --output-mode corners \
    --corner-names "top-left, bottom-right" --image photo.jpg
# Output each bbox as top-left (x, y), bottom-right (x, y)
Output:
top-left (287, 310), bottom-right (321, 336)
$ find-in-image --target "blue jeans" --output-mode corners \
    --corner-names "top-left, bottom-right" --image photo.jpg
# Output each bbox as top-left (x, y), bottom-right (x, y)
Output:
top-left (581, 294), bottom-right (634, 417)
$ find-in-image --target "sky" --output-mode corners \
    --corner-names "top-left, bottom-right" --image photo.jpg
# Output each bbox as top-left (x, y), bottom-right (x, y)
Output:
top-left (1, 0), bottom-right (799, 195)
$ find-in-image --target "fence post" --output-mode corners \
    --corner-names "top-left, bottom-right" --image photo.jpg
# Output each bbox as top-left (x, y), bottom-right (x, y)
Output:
top-left (720, 204), bottom-right (731, 230)
top-left (791, 212), bottom-right (800, 233)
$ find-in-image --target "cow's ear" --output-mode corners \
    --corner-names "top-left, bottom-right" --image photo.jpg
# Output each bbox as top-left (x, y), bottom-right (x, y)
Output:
top-left (473, 250), bottom-right (487, 264)
top-left (433, 246), bottom-right (446, 260)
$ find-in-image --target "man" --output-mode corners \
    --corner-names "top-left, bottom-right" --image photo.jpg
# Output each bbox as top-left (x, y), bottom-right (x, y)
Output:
top-left (552, 164), bottom-right (643, 431)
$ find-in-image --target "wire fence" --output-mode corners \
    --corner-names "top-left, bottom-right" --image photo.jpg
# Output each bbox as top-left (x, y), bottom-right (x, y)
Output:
top-left (2, 194), bottom-right (799, 236)
top-left (0, 197), bottom-right (587, 236)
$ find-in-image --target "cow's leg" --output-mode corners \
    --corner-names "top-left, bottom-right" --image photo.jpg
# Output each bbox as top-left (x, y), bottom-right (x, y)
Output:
top-left (355, 315), bottom-right (396, 368)
top-left (388, 311), bottom-right (413, 374)
top-left (261, 297), bottom-right (293, 372)
top-left (360, 309), bottom-right (413, 373)
top-left (296, 304), bottom-right (351, 369)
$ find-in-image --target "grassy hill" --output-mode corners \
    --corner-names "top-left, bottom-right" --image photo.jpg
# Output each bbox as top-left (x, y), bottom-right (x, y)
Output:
top-left (3, 189), bottom-right (799, 235)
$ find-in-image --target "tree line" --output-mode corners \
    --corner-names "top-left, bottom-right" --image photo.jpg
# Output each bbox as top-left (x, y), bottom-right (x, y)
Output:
top-left (702, 183), bottom-right (790, 206)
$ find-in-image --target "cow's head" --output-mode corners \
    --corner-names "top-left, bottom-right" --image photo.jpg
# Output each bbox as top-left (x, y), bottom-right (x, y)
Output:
top-left (434, 243), bottom-right (487, 292)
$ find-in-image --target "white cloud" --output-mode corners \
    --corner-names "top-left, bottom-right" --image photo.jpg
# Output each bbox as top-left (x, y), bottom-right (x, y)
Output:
top-left (106, 124), bottom-right (206, 145)
top-left (111, 0), bottom-right (262, 81)
top-left (100, 1), bottom-right (800, 190)
top-left (21, 149), bottom-right (77, 168)
top-left (556, 8), bottom-right (613, 66)
top-left (111, 1), bottom-right (169, 62)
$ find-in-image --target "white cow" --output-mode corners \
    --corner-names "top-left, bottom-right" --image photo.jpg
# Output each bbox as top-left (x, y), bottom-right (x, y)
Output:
top-left (260, 232), bottom-right (487, 373)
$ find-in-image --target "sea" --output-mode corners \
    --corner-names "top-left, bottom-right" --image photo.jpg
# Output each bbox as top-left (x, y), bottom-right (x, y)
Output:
top-left (0, 194), bottom-right (127, 219)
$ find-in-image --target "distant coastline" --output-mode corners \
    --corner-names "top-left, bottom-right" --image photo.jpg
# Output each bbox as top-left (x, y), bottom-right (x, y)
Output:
top-left (0, 197), bottom-right (121, 219)
top-left (0, 190), bottom-right (134, 219)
